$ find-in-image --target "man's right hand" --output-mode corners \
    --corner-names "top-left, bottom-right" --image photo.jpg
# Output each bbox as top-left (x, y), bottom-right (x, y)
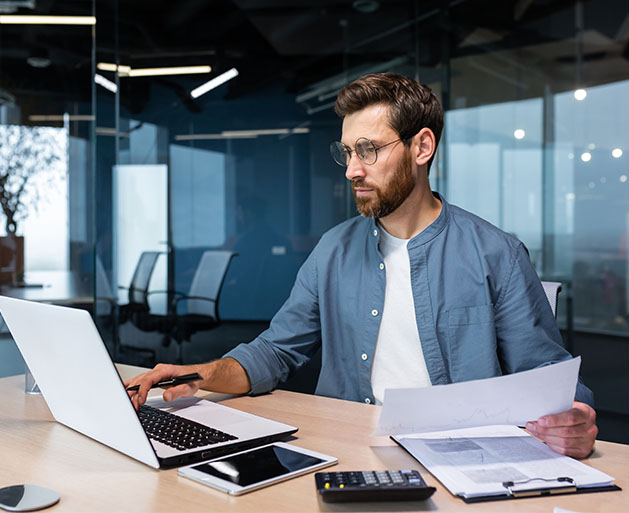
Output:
top-left (124, 363), bottom-right (204, 411)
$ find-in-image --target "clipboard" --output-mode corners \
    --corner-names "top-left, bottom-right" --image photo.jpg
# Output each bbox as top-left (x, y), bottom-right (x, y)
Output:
top-left (460, 476), bottom-right (621, 503)
top-left (391, 430), bottom-right (622, 504)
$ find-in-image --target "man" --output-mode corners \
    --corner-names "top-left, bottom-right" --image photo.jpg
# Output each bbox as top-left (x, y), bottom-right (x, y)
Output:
top-left (126, 73), bottom-right (597, 459)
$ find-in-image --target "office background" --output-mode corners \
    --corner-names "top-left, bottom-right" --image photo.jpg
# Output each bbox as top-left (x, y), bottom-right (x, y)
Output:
top-left (0, 1), bottom-right (627, 442)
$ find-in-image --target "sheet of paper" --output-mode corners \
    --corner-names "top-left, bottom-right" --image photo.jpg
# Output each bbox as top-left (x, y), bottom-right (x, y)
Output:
top-left (393, 424), bottom-right (614, 499)
top-left (374, 357), bottom-right (580, 435)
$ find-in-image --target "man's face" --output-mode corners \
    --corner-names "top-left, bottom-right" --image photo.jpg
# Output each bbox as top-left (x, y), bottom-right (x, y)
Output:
top-left (341, 104), bottom-right (416, 218)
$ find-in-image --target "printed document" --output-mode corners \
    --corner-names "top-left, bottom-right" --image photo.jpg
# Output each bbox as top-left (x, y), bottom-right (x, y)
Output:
top-left (375, 357), bottom-right (580, 435)
top-left (393, 425), bottom-right (614, 499)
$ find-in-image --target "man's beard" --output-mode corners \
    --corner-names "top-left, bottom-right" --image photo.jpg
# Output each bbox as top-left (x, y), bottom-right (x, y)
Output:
top-left (352, 151), bottom-right (415, 218)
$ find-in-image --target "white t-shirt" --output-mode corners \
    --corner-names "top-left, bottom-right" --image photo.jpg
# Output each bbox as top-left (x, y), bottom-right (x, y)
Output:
top-left (370, 226), bottom-right (432, 404)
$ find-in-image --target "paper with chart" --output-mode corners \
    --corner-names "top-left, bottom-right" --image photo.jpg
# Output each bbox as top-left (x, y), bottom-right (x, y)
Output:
top-left (374, 357), bottom-right (580, 436)
top-left (392, 424), bottom-right (614, 499)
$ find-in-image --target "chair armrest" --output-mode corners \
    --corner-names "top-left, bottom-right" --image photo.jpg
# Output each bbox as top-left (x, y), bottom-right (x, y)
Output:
top-left (146, 289), bottom-right (186, 298)
top-left (173, 295), bottom-right (217, 306)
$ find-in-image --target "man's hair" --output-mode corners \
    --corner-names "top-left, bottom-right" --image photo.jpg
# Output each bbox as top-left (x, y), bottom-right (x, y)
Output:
top-left (334, 73), bottom-right (444, 174)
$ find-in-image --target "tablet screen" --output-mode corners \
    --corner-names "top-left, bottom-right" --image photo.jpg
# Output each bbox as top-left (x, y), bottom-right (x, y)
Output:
top-left (191, 445), bottom-right (326, 487)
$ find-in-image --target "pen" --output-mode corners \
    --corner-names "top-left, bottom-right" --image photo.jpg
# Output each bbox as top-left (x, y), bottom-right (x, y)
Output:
top-left (126, 372), bottom-right (203, 392)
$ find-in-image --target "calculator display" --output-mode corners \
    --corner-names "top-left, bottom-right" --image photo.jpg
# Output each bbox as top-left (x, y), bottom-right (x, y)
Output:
top-left (191, 445), bottom-right (325, 487)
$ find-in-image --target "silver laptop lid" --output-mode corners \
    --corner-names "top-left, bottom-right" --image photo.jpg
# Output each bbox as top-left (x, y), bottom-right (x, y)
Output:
top-left (0, 295), bottom-right (160, 469)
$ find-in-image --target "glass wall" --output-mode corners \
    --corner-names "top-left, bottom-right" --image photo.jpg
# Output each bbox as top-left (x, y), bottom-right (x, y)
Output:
top-left (1, 0), bottom-right (626, 437)
top-left (0, 2), bottom-right (95, 375)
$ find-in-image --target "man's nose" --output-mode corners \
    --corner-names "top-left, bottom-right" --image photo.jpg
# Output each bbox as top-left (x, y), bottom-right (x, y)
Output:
top-left (345, 154), bottom-right (366, 181)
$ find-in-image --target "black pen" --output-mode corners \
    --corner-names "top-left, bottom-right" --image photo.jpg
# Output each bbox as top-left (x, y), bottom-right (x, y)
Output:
top-left (126, 372), bottom-right (203, 392)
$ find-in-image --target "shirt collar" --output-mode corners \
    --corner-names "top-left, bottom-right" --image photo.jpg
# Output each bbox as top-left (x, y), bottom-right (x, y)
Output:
top-left (369, 191), bottom-right (449, 249)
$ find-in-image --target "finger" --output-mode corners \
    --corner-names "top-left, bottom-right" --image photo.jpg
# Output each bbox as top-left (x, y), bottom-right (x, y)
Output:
top-left (163, 382), bottom-right (200, 402)
top-left (537, 408), bottom-right (587, 429)
top-left (528, 423), bottom-right (589, 439)
top-left (545, 439), bottom-right (593, 459)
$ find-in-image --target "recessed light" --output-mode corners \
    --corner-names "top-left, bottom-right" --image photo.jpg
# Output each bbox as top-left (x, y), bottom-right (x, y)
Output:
top-left (574, 88), bottom-right (587, 101)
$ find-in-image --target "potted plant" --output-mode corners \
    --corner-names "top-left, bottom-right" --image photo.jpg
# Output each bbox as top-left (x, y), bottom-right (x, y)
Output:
top-left (0, 124), bottom-right (65, 284)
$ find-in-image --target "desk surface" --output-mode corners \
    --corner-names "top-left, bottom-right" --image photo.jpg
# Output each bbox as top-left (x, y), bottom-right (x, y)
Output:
top-left (1, 365), bottom-right (627, 513)
top-left (1, 271), bottom-right (92, 305)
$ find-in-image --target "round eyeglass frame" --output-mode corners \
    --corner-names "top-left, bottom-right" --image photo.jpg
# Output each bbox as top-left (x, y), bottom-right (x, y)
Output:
top-left (330, 137), bottom-right (405, 167)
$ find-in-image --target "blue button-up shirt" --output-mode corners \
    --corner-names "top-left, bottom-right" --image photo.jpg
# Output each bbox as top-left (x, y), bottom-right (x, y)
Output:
top-left (225, 192), bottom-right (593, 406)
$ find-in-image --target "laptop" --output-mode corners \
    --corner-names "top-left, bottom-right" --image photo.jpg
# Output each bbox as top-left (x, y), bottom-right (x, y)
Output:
top-left (0, 295), bottom-right (297, 469)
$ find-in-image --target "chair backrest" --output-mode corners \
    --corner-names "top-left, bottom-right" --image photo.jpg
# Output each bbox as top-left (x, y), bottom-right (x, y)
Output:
top-left (541, 281), bottom-right (562, 318)
top-left (94, 255), bottom-right (115, 316)
top-left (128, 251), bottom-right (161, 307)
top-left (184, 250), bottom-right (236, 318)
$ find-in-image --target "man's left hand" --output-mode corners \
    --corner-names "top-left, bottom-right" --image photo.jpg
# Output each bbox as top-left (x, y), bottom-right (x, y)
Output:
top-left (526, 401), bottom-right (597, 459)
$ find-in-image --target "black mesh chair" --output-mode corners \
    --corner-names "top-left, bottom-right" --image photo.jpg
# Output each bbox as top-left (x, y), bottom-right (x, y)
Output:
top-left (94, 256), bottom-right (120, 359)
top-left (167, 250), bottom-right (236, 363)
top-left (117, 251), bottom-right (163, 362)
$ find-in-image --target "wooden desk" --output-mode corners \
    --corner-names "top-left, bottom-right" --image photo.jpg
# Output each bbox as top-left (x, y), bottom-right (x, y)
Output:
top-left (1, 366), bottom-right (627, 512)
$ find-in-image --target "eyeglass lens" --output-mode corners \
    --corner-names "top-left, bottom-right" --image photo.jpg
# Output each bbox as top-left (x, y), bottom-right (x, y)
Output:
top-left (330, 138), bottom-right (379, 166)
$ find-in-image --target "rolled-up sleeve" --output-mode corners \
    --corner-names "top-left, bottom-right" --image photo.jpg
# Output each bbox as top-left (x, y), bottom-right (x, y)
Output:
top-left (223, 247), bottom-right (322, 395)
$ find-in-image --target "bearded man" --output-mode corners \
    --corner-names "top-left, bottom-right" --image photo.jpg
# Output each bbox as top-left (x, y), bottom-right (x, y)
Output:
top-left (126, 73), bottom-right (598, 459)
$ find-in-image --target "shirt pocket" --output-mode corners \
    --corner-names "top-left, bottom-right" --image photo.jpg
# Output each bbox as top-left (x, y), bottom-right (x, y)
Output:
top-left (447, 304), bottom-right (501, 382)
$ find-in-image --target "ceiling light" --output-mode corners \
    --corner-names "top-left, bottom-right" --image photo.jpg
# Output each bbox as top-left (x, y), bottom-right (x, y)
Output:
top-left (620, 175), bottom-right (627, 183)
top-left (95, 127), bottom-right (129, 137)
top-left (175, 127), bottom-right (310, 141)
top-left (95, 73), bottom-right (117, 94)
top-left (190, 68), bottom-right (239, 99)
top-left (612, 148), bottom-right (623, 158)
top-left (175, 133), bottom-right (257, 141)
top-left (0, 15), bottom-right (96, 24)
top-left (128, 65), bottom-right (211, 77)
top-left (28, 114), bottom-right (94, 122)
top-left (580, 152), bottom-right (591, 162)
top-left (513, 129), bottom-right (525, 140)
top-left (26, 56), bottom-right (51, 68)
top-left (97, 62), bottom-right (131, 75)
top-left (573, 88), bottom-right (587, 101)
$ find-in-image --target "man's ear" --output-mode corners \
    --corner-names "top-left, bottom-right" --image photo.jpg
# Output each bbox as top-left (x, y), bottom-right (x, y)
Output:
top-left (411, 128), bottom-right (436, 167)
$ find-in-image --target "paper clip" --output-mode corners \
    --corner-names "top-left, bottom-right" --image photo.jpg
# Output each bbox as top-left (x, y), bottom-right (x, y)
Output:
top-left (502, 476), bottom-right (576, 497)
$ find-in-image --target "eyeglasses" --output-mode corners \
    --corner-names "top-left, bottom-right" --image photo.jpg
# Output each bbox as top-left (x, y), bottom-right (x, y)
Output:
top-left (330, 137), bottom-right (404, 167)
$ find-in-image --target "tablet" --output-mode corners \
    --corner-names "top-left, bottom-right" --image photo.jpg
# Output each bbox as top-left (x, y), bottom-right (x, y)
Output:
top-left (178, 442), bottom-right (337, 495)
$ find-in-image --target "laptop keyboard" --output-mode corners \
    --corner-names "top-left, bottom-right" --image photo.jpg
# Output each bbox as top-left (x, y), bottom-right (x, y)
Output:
top-left (138, 404), bottom-right (238, 451)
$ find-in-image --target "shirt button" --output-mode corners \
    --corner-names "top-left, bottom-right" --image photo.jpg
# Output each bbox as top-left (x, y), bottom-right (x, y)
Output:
top-left (371, 309), bottom-right (379, 316)
top-left (373, 229), bottom-right (378, 237)
top-left (379, 263), bottom-right (384, 270)
top-left (365, 398), bottom-right (371, 404)
top-left (361, 353), bottom-right (368, 361)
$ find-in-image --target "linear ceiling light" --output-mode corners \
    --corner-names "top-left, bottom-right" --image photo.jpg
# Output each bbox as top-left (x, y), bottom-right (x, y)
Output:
top-left (190, 68), bottom-right (239, 99)
top-left (28, 114), bottom-right (94, 122)
top-left (0, 15), bottom-right (96, 25)
top-left (174, 127), bottom-right (310, 141)
top-left (97, 62), bottom-right (131, 75)
top-left (97, 63), bottom-right (210, 78)
top-left (95, 73), bottom-right (118, 93)
top-left (128, 65), bottom-right (211, 77)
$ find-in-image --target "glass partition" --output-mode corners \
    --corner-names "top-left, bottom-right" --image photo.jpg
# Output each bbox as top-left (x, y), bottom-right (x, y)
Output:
top-left (0, 2), bottom-right (96, 374)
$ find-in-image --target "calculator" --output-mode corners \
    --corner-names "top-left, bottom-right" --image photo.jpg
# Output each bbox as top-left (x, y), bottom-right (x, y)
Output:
top-left (315, 469), bottom-right (436, 502)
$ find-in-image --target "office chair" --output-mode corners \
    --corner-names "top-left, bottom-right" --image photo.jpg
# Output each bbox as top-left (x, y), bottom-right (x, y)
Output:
top-left (117, 251), bottom-right (163, 363)
top-left (167, 250), bottom-right (236, 363)
top-left (541, 281), bottom-right (562, 318)
top-left (94, 256), bottom-right (120, 359)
